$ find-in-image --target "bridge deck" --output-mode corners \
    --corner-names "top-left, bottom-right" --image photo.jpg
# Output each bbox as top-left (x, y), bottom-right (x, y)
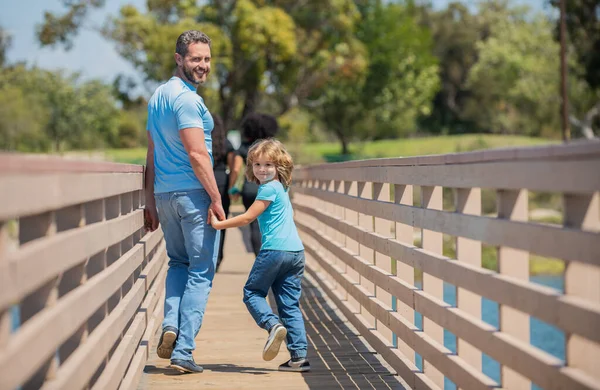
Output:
top-left (138, 206), bottom-right (407, 389)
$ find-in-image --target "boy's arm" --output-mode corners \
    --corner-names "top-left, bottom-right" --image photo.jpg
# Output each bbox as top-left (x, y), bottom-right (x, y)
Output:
top-left (210, 200), bottom-right (270, 230)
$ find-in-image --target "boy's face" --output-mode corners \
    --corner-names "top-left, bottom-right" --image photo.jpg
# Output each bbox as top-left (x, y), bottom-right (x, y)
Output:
top-left (253, 156), bottom-right (277, 183)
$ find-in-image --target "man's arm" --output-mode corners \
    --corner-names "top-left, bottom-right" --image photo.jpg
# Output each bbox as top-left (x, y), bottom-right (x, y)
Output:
top-left (144, 132), bottom-right (159, 231)
top-left (180, 127), bottom-right (225, 220)
top-left (209, 199), bottom-right (270, 230)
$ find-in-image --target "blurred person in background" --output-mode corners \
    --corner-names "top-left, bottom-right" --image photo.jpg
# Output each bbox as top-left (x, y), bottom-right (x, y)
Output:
top-left (211, 114), bottom-right (243, 271)
top-left (236, 113), bottom-right (280, 256)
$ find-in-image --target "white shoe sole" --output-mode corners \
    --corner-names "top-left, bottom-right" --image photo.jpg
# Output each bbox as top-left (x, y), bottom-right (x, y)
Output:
top-left (169, 362), bottom-right (203, 374)
top-left (263, 326), bottom-right (287, 361)
top-left (278, 365), bottom-right (311, 372)
top-left (157, 330), bottom-right (177, 359)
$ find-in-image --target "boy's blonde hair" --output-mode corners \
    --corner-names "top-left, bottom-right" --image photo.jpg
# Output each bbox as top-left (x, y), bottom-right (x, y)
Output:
top-left (245, 139), bottom-right (294, 190)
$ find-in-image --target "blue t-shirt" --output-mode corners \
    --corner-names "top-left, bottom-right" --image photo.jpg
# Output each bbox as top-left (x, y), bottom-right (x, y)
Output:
top-left (147, 77), bottom-right (214, 193)
top-left (256, 180), bottom-right (304, 252)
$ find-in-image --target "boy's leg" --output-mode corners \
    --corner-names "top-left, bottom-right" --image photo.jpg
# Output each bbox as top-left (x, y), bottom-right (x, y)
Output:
top-left (243, 250), bottom-right (282, 330)
top-left (170, 189), bottom-right (219, 362)
top-left (272, 251), bottom-right (308, 361)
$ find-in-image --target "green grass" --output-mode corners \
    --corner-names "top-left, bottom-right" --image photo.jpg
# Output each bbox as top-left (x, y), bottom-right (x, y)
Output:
top-left (300, 134), bottom-right (554, 163)
top-left (104, 148), bottom-right (147, 165)
top-left (104, 134), bottom-right (555, 165)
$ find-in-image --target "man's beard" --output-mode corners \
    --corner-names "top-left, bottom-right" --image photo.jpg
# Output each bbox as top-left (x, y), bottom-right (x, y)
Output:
top-left (182, 65), bottom-right (204, 85)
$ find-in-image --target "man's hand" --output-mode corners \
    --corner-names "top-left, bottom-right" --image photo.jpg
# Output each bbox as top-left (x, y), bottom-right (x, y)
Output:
top-left (144, 206), bottom-right (159, 232)
top-left (209, 200), bottom-right (226, 221)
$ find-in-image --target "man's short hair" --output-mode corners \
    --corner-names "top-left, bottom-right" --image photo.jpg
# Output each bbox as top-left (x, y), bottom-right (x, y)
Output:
top-left (176, 30), bottom-right (211, 57)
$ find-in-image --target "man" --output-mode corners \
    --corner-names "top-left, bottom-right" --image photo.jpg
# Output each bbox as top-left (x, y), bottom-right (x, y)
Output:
top-left (144, 30), bottom-right (225, 374)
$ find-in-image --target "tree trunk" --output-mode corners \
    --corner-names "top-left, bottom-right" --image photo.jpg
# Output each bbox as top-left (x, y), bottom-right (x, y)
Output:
top-left (241, 87), bottom-right (259, 121)
top-left (335, 129), bottom-right (349, 155)
top-left (341, 137), bottom-right (349, 155)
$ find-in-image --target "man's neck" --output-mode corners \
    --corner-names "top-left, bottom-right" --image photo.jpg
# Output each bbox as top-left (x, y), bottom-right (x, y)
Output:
top-left (174, 70), bottom-right (198, 89)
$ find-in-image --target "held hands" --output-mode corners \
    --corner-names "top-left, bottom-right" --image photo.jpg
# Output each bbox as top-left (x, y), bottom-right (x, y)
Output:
top-left (208, 209), bottom-right (224, 230)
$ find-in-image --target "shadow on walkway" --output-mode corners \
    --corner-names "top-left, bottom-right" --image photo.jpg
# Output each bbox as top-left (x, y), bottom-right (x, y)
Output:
top-left (271, 275), bottom-right (407, 389)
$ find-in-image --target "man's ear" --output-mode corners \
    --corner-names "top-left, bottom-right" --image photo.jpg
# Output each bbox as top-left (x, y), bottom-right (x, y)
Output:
top-left (174, 53), bottom-right (182, 67)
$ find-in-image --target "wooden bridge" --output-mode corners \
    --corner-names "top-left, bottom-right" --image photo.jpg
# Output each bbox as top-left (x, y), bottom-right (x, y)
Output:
top-left (1, 141), bottom-right (599, 390)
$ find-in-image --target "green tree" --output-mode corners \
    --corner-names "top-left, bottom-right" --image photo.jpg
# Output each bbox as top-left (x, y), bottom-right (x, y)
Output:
top-left (36, 0), bottom-right (363, 130)
top-left (315, 0), bottom-right (439, 154)
top-left (418, 2), bottom-right (484, 134)
top-left (0, 65), bottom-right (119, 151)
top-left (465, 14), bottom-right (562, 137)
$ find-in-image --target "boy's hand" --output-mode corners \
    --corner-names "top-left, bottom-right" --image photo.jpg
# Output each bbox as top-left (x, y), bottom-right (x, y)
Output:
top-left (208, 209), bottom-right (223, 230)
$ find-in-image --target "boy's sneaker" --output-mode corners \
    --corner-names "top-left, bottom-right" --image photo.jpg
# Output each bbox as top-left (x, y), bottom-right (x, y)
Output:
top-left (170, 358), bottom-right (204, 374)
top-left (157, 326), bottom-right (178, 359)
top-left (278, 358), bottom-right (311, 372)
top-left (263, 323), bottom-right (287, 361)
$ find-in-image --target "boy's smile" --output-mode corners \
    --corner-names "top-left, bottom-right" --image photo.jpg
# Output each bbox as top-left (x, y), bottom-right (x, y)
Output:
top-left (253, 157), bottom-right (277, 183)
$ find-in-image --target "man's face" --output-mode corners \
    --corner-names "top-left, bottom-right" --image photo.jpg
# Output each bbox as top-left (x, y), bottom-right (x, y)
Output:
top-left (175, 42), bottom-right (211, 85)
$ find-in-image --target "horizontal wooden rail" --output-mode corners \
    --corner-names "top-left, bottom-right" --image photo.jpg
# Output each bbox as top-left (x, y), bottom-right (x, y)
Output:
top-left (294, 187), bottom-right (599, 265)
top-left (292, 141), bottom-right (600, 390)
top-left (0, 172), bottom-right (143, 220)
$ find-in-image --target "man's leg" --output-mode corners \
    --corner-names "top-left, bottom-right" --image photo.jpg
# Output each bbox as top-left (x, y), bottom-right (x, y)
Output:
top-left (170, 189), bottom-right (219, 362)
top-left (155, 192), bottom-right (188, 358)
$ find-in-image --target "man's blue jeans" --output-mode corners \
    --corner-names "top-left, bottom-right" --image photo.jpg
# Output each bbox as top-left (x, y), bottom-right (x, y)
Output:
top-left (243, 250), bottom-right (308, 360)
top-left (155, 189), bottom-right (220, 361)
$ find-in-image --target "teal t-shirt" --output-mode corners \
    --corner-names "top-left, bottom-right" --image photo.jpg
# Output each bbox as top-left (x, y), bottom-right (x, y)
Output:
top-left (147, 77), bottom-right (214, 194)
top-left (256, 180), bottom-right (304, 252)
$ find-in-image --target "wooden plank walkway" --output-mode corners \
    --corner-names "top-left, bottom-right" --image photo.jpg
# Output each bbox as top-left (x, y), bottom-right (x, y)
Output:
top-left (138, 206), bottom-right (407, 389)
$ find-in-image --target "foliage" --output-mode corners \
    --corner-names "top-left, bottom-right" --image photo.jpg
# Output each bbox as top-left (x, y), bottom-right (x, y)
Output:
top-left (6, 0), bottom-right (597, 154)
top-left (0, 65), bottom-right (120, 152)
top-left (466, 14), bottom-right (562, 137)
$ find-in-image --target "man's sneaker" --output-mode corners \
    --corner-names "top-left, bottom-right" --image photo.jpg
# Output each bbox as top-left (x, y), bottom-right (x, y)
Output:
top-left (263, 323), bottom-right (287, 361)
top-left (157, 326), bottom-right (178, 359)
top-left (278, 358), bottom-right (311, 372)
top-left (170, 359), bottom-right (204, 374)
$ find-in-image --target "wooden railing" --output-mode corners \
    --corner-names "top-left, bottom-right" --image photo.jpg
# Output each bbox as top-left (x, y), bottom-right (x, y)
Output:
top-left (292, 141), bottom-right (600, 390)
top-left (0, 155), bottom-right (166, 390)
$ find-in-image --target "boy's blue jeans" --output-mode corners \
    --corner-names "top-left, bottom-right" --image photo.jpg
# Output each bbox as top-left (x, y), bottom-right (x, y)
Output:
top-left (155, 189), bottom-right (220, 361)
top-left (243, 249), bottom-right (308, 360)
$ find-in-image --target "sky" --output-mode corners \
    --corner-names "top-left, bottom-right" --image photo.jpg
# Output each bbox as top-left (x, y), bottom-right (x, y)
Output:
top-left (1, 0), bottom-right (547, 98)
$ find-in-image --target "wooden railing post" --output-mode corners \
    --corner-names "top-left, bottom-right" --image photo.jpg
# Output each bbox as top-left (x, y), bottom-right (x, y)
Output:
top-left (393, 184), bottom-right (415, 361)
top-left (564, 192), bottom-right (600, 382)
top-left (344, 180), bottom-right (360, 309)
top-left (374, 182), bottom-right (393, 343)
top-left (421, 185), bottom-right (444, 388)
top-left (455, 188), bottom-right (482, 382)
top-left (497, 189), bottom-right (530, 389)
top-left (358, 181), bottom-right (376, 329)
top-left (0, 221), bottom-right (11, 352)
